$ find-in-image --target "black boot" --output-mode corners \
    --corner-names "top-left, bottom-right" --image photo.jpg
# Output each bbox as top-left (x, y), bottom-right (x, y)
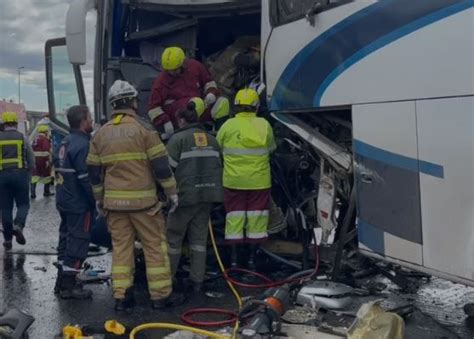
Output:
top-left (30, 183), bottom-right (36, 199)
top-left (247, 244), bottom-right (258, 271)
top-left (114, 289), bottom-right (135, 311)
top-left (3, 240), bottom-right (12, 251)
top-left (54, 266), bottom-right (63, 295)
top-left (12, 225), bottom-right (26, 245)
top-left (230, 245), bottom-right (238, 268)
top-left (43, 184), bottom-right (54, 197)
top-left (59, 274), bottom-right (92, 300)
top-left (151, 293), bottom-right (187, 309)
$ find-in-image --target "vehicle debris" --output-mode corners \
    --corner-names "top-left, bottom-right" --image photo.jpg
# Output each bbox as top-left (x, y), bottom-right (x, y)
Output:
top-left (347, 300), bottom-right (404, 339)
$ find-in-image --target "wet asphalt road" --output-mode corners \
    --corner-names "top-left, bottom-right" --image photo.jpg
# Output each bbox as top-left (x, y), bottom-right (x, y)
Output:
top-left (1, 187), bottom-right (474, 338)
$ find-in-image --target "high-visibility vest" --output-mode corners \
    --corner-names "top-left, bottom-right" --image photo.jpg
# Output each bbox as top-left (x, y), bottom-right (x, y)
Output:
top-left (0, 130), bottom-right (25, 170)
top-left (216, 112), bottom-right (276, 190)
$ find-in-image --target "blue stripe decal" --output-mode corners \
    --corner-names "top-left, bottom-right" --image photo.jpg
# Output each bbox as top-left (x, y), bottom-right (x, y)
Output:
top-left (314, 0), bottom-right (474, 106)
top-left (270, 0), bottom-right (473, 110)
top-left (354, 139), bottom-right (444, 178)
top-left (358, 219), bottom-right (385, 255)
top-left (419, 160), bottom-right (445, 178)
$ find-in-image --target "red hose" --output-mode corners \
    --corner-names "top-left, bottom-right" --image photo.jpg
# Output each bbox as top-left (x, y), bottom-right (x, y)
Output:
top-left (225, 243), bottom-right (320, 289)
top-left (180, 308), bottom-right (238, 327)
top-left (181, 243), bottom-right (320, 327)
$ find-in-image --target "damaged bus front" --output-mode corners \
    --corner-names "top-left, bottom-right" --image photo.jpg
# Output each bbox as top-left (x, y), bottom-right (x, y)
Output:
top-left (45, 0), bottom-right (474, 287)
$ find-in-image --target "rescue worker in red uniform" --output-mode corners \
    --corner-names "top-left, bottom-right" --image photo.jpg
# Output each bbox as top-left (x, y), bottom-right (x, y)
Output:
top-left (148, 46), bottom-right (229, 139)
top-left (31, 124), bottom-right (54, 198)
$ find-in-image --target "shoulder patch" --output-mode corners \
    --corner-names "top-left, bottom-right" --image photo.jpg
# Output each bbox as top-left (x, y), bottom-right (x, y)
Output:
top-left (193, 132), bottom-right (208, 147)
top-left (58, 144), bottom-right (66, 160)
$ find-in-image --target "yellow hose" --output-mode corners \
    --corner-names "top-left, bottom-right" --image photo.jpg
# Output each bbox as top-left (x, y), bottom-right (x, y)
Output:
top-left (208, 221), bottom-right (242, 338)
top-left (128, 221), bottom-right (242, 339)
top-left (129, 323), bottom-right (228, 338)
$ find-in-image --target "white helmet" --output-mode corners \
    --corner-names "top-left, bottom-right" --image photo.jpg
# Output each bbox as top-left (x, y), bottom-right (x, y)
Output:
top-left (108, 80), bottom-right (138, 106)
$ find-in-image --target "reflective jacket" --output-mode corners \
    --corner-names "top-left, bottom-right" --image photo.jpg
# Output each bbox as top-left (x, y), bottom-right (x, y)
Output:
top-left (32, 133), bottom-right (52, 178)
top-left (148, 59), bottom-right (219, 129)
top-left (54, 131), bottom-right (95, 213)
top-left (87, 109), bottom-right (177, 211)
top-left (0, 128), bottom-right (35, 172)
top-left (167, 124), bottom-right (223, 206)
top-left (216, 112), bottom-right (276, 190)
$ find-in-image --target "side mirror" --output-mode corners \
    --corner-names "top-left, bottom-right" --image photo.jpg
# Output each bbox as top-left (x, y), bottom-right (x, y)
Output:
top-left (66, 0), bottom-right (96, 65)
top-left (305, 0), bottom-right (330, 26)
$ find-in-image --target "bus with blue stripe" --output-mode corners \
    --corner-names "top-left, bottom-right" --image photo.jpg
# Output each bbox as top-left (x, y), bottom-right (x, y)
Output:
top-left (45, 0), bottom-right (473, 286)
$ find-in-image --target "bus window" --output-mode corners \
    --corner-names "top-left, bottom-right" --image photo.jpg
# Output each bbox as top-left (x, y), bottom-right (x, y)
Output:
top-left (45, 38), bottom-right (85, 129)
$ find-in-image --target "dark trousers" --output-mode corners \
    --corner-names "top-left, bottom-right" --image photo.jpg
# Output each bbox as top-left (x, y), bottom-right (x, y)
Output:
top-left (58, 211), bottom-right (92, 269)
top-left (0, 169), bottom-right (30, 241)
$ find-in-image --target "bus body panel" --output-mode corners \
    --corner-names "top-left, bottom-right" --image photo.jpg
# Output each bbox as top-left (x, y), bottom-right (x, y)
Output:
top-left (264, 1), bottom-right (474, 110)
top-left (417, 96), bottom-right (474, 282)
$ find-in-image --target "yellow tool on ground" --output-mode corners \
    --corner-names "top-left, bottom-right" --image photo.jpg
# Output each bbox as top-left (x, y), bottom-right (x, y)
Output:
top-left (62, 325), bottom-right (85, 339)
top-left (105, 320), bottom-right (126, 335)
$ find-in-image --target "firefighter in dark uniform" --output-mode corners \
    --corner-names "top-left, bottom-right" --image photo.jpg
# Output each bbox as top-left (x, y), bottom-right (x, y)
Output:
top-left (0, 111), bottom-right (35, 250)
top-left (54, 105), bottom-right (95, 299)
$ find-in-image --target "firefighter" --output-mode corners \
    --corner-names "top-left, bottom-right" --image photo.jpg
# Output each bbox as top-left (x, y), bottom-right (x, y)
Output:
top-left (0, 111), bottom-right (35, 250)
top-left (31, 124), bottom-right (54, 198)
top-left (148, 46), bottom-right (229, 140)
top-left (88, 80), bottom-right (181, 311)
top-left (216, 88), bottom-right (276, 269)
top-left (166, 101), bottom-right (224, 293)
top-left (54, 105), bottom-right (95, 299)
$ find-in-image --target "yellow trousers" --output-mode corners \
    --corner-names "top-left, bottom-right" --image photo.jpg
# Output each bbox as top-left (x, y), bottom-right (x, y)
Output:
top-left (107, 209), bottom-right (172, 300)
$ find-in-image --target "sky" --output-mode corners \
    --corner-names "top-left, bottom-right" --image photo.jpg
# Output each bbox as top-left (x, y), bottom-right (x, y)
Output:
top-left (0, 0), bottom-right (95, 112)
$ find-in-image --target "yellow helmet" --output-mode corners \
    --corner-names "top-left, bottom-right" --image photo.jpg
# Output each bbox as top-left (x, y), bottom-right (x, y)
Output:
top-left (37, 124), bottom-right (49, 133)
top-left (161, 47), bottom-right (186, 71)
top-left (2, 111), bottom-right (18, 124)
top-left (188, 97), bottom-right (205, 117)
top-left (234, 88), bottom-right (259, 107)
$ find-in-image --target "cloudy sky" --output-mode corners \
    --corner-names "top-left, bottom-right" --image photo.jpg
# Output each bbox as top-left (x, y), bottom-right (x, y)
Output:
top-left (0, 0), bottom-right (95, 112)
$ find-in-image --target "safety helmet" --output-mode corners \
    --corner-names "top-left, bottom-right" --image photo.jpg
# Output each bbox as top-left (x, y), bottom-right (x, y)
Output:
top-left (108, 80), bottom-right (138, 106)
top-left (234, 88), bottom-right (260, 108)
top-left (2, 111), bottom-right (18, 124)
top-left (37, 124), bottom-right (49, 133)
top-left (188, 97), bottom-right (205, 117)
top-left (161, 47), bottom-right (186, 71)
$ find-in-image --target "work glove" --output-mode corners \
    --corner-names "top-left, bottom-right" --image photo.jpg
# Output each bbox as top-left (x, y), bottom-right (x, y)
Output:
top-left (204, 93), bottom-right (217, 107)
top-left (168, 194), bottom-right (178, 213)
top-left (96, 201), bottom-right (105, 218)
top-left (161, 121), bottom-right (175, 140)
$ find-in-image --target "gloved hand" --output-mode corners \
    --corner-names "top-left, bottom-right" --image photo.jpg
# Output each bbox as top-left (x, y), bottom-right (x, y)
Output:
top-left (204, 93), bottom-right (217, 107)
top-left (161, 121), bottom-right (175, 140)
top-left (168, 194), bottom-right (178, 213)
top-left (96, 201), bottom-right (105, 218)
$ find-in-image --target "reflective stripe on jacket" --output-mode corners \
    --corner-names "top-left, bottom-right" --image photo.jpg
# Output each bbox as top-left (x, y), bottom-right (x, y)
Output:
top-left (87, 109), bottom-right (177, 211)
top-left (167, 124), bottom-right (223, 206)
top-left (216, 112), bottom-right (276, 190)
top-left (0, 130), bottom-right (26, 170)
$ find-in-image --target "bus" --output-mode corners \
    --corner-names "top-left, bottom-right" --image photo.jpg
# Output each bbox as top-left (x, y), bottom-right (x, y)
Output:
top-left (45, 0), bottom-right (474, 286)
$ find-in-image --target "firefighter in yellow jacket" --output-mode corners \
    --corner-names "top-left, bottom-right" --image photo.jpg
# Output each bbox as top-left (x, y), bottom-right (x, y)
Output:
top-left (87, 80), bottom-right (181, 311)
top-left (216, 88), bottom-right (276, 269)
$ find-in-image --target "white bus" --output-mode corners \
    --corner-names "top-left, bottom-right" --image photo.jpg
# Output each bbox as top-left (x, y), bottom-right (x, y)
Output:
top-left (45, 0), bottom-right (473, 286)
